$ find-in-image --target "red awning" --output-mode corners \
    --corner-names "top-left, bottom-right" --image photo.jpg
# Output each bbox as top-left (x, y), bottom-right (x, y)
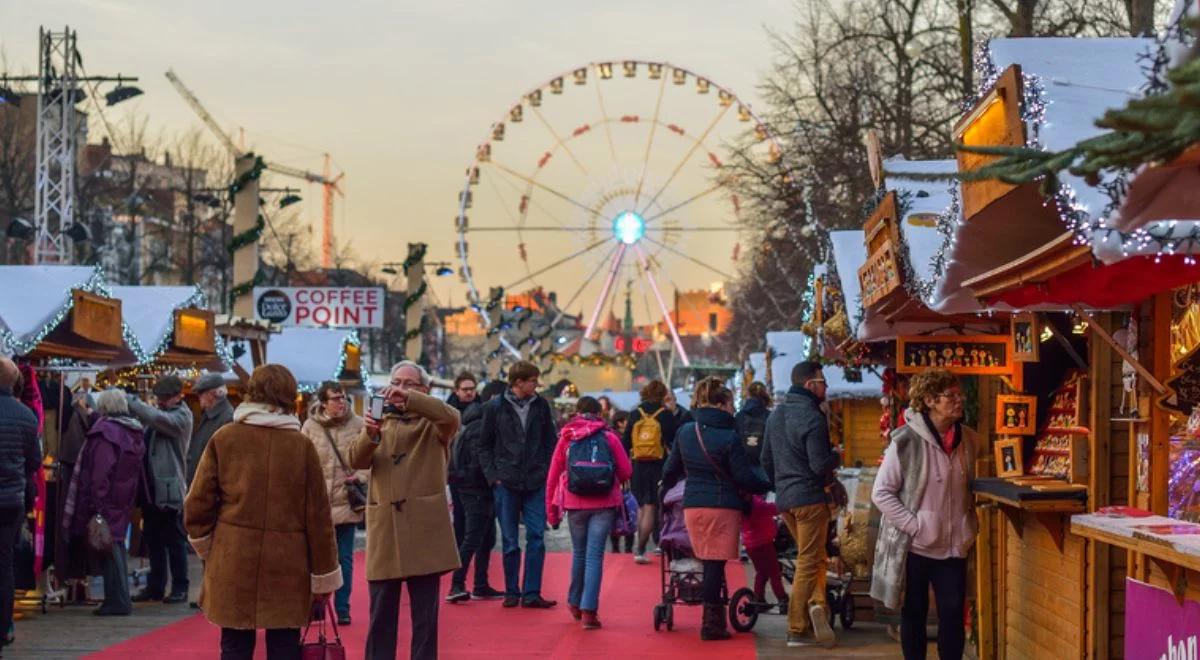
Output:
top-left (984, 255), bottom-right (1200, 309)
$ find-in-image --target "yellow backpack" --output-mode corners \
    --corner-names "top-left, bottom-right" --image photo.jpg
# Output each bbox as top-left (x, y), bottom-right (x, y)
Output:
top-left (631, 407), bottom-right (666, 461)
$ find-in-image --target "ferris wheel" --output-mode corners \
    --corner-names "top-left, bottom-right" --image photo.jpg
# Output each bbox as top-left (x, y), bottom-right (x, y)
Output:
top-left (454, 60), bottom-right (785, 368)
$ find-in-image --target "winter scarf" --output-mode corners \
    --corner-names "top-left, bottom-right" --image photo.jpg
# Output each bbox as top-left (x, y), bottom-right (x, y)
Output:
top-left (505, 389), bottom-right (534, 429)
top-left (233, 403), bottom-right (301, 431)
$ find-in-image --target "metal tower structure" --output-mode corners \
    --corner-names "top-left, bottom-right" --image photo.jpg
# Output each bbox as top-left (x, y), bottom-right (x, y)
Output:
top-left (33, 27), bottom-right (80, 263)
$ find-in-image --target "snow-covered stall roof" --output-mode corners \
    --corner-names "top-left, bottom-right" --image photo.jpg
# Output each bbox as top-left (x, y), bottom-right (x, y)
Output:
top-left (0, 265), bottom-right (109, 356)
top-left (747, 352), bottom-right (766, 383)
top-left (238, 326), bottom-right (362, 391)
top-left (764, 330), bottom-right (881, 399)
top-left (108, 285), bottom-right (228, 366)
top-left (829, 230), bottom-right (867, 335)
top-left (883, 157), bottom-right (957, 291)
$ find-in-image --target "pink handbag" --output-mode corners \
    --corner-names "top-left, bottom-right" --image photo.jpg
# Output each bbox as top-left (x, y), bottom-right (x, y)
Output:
top-left (301, 599), bottom-right (345, 660)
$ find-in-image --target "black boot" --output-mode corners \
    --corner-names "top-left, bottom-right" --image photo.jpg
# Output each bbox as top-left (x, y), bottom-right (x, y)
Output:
top-left (700, 603), bottom-right (731, 641)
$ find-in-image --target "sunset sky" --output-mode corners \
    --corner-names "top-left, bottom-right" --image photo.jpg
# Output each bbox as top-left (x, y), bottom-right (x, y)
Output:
top-left (1, 0), bottom-right (795, 324)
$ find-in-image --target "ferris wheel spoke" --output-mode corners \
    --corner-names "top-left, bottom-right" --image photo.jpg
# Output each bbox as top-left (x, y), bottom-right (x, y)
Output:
top-left (592, 75), bottom-right (619, 165)
top-left (634, 74), bottom-right (668, 206)
top-left (632, 244), bottom-right (690, 367)
top-left (642, 234), bottom-right (734, 280)
top-left (468, 225), bottom-right (598, 232)
top-left (583, 244), bottom-right (627, 340)
top-left (491, 163), bottom-right (574, 228)
top-left (645, 226), bottom-right (741, 232)
top-left (492, 160), bottom-right (598, 218)
top-left (530, 106), bottom-right (589, 176)
top-left (504, 237), bottom-right (610, 290)
top-left (638, 104), bottom-right (732, 217)
top-left (550, 242), bottom-right (621, 329)
top-left (643, 182), bottom-right (724, 224)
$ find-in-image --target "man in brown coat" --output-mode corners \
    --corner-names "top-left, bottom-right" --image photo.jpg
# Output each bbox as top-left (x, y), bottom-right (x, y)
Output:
top-left (350, 360), bottom-right (461, 660)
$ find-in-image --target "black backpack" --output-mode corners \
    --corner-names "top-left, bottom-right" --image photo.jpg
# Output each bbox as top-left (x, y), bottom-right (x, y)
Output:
top-left (566, 431), bottom-right (615, 496)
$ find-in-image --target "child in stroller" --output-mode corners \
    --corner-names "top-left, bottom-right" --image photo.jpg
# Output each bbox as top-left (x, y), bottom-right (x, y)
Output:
top-left (742, 495), bottom-right (788, 614)
top-left (652, 481), bottom-right (759, 633)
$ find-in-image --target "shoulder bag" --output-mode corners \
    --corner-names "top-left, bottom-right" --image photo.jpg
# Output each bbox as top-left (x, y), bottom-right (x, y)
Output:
top-left (323, 427), bottom-right (367, 513)
top-left (693, 423), bottom-right (753, 514)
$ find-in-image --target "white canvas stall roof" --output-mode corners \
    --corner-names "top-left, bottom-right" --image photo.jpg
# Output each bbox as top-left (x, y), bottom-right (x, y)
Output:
top-left (926, 38), bottom-right (1154, 311)
top-left (824, 364), bottom-right (883, 400)
top-left (237, 326), bottom-right (360, 391)
top-left (109, 285), bottom-right (206, 363)
top-left (0, 265), bottom-right (107, 355)
top-left (829, 230), bottom-right (867, 334)
top-left (747, 352), bottom-right (766, 383)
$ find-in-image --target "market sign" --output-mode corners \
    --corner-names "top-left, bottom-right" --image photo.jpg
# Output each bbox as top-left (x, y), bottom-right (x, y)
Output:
top-left (1124, 578), bottom-right (1200, 658)
top-left (252, 287), bottom-right (384, 328)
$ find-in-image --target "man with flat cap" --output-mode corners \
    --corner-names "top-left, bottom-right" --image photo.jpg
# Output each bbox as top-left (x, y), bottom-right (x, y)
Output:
top-left (127, 375), bottom-right (193, 604)
top-left (187, 373), bottom-right (232, 489)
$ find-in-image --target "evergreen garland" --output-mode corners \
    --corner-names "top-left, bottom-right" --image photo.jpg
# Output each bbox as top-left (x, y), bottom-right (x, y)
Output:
top-left (226, 154), bottom-right (268, 309)
top-left (402, 243), bottom-right (428, 276)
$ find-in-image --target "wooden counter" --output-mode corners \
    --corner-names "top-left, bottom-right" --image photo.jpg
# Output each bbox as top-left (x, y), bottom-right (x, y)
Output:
top-left (974, 478), bottom-right (1087, 552)
top-left (1072, 513), bottom-right (1200, 603)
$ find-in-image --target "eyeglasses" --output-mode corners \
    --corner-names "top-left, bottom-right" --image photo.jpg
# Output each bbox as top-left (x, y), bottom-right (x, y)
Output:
top-left (457, 386), bottom-right (477, 393)
top-left (807, 378), bottom-right (827, 385)
top-left (324, 395), bottom-right (347, 403)
top-left (936, 391), bottom-right (965, 401)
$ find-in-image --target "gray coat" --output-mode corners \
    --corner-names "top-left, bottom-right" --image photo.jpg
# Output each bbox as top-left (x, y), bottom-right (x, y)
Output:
top-left (128, 397), bottom-right (193, 511)
top-left (187, 397), bottom-right (233, 487)
top-left (761, 389), bottom-right (840, 510)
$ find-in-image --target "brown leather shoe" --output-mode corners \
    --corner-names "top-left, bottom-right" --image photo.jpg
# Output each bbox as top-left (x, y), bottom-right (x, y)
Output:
top-left (581, 610), bottom-right (601, 629)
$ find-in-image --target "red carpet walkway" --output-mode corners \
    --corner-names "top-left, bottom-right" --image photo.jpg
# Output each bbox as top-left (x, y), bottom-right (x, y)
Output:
top-left (85, 552), bottom-right (755, 659)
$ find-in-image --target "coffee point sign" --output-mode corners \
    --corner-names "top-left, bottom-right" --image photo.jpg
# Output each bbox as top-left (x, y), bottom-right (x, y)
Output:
top-left (253, 287), bottom-right (384, 328)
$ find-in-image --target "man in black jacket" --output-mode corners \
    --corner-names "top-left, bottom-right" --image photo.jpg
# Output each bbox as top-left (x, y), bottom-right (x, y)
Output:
top-left (762, 361), bottom-right (840, 649)
top-left (0, 357), bottom-right (41, 645)
top-left (445, 374), bottom-right (502, 603)
top-left (477, 361), bottom-right (558, 609)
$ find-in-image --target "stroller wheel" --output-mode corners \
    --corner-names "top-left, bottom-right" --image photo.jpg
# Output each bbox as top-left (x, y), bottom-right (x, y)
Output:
top-left (665, 603), bottom-right (674, 631)
top-left (729, 587), bottom-right (759, 633)
top-left (840, 591), bottom-right (856, 630)
top-left (653, 603), bottom-right (665, 631)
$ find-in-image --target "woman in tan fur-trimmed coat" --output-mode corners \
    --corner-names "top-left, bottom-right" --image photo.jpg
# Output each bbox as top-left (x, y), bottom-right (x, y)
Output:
top-left (185, 365), bottom-right (342, 658)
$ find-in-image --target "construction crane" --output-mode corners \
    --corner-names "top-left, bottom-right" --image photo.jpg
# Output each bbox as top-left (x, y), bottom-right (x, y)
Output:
top-left (165, 68), bottom-right (345, 268)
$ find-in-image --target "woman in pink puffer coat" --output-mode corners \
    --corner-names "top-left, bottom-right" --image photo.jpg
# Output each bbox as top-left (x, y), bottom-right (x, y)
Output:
top-left (545, 397), bottom-right (633, 630)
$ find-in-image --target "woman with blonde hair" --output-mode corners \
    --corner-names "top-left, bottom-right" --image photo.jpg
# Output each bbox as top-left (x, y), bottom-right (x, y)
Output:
top-left (871, 368), bottom-right (977, 660)
top-left (186, 365), bottom-right (342, 659)
top-left (661, 377), bottom-right (770, 640)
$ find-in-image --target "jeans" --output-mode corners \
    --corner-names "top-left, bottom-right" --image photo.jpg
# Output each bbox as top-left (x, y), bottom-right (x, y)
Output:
top-left (334, 523), bottom-right (356, 616)
top-left (493, 484), bottom-right (546, 599)
top-left (0, 508), bottom-right (22, 641)
top-left (99, 543), bottom-right (131, 614)
top-left (366, 573), bottom-right (440, 660)
top-left (219, 627), bottom-right (300, 660)
top-left (142, 505), bottom-right (189, 596)
top-left (901, 552), bottom-right (967, 660)
top-left (782, 503), bottom-right (829, 635)
top-left (451, 489), bottom-right (496, 590)
top-left (567, 508), bottom-right (615, 612)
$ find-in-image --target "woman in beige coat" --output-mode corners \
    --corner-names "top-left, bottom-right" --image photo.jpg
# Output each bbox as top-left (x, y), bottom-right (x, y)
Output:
top-left (349, 360), bottom-right (460, 660)
top-left (185, 364), bottom-right (342, 660)
top-left (301, 381), bottom-right (367, 626)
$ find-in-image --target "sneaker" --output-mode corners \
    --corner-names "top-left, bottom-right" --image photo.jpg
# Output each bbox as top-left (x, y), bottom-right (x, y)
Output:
top-left (521, 596), bottom-right (558, 609)
top-left (777, 600), bottom-right (789, 616)
top-left (652, 547), bottom-right (663, 555)
top-left (568, 604), bottom-right (582, 621)
top-left (131, 589), bottom-right (164, 603)
top-left (446, 587), bottom-right (471, 603)
top-left (502, 596), bottom-right (521, 608)
top-left (163, 592), bottom-right (189, 605)
top-left (809, 604), bottom-right (836, 648)
top-left (581, 610), bottom-right (602, 629)
top-left (189, 601), bottom-right (200, 609)
top-left (337, 613), bottom-right (351, 626)
top-left (472, 585), bottom-right (504, 600)
top-left (633, 554), bottom-right (650, 565)
top-left (787, 632), bottom-right (819, 647)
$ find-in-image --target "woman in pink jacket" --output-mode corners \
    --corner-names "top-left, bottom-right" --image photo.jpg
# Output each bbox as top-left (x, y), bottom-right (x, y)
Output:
top-left (870, 368), bottom-right (977, 660)
top-left (546, 397), bottom-right (633, 629)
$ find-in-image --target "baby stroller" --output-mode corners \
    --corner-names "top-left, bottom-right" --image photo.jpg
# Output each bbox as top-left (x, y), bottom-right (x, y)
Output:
top-left (652, 481), bottom-right (758, 633)
top-left (775, 514), bottom-right (855, 630)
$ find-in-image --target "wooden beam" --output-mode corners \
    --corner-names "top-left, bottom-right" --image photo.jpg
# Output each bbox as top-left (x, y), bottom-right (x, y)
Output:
top-left (1150, 293), bottom-right (1172, 515)
top-left (1087, 312), bottom-right (1115, 660)
top-left (1073, 304), bottom-right (1167, 395)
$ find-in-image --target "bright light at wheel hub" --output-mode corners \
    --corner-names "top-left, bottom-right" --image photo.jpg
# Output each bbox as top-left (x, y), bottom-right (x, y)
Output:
top-left (612, 211), bottom-right (645, 245)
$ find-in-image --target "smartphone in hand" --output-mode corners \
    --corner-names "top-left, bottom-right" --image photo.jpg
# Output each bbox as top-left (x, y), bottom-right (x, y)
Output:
top-left (369, 394), bottom-right (385, 420)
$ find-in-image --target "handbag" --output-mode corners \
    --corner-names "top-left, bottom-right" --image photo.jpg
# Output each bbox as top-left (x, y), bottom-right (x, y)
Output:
top-left (323, 427), bottom-right (367, 513)
top-left (693, 423), bottom-right (754, 515)
top-left (87, 513), bottom-right (113, 555)
top-left (301, 599), bottom-right (346, 660)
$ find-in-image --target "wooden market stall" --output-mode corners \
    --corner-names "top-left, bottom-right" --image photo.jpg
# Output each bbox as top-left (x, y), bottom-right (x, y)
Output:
top-left (103, 285), bottom-right (229, 390)
top-left (235, 325), bottom-right (366, 417)
top-left (951, 35), bottom-right (1177, 659)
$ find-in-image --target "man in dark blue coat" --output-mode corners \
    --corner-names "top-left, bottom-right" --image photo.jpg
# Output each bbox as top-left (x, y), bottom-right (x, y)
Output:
top-left (0, 357), bottom-right (41, 645)
top-left (762, 361), bottom-right (840, 648)
top-left (477, 361), bottom-right (558, 609)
